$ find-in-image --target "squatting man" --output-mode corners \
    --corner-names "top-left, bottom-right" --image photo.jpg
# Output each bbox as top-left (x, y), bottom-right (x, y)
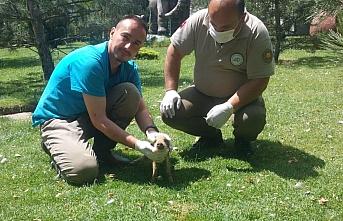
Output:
top-left (160, 0), bottom-right (275, 154)
top-left (32, 15), bottom-right (170, 185)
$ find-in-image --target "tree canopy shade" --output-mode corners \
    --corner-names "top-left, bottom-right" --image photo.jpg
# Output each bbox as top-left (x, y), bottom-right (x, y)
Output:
top-left (0, 0), bottom-right (97, 80)
top-left (245, 0), bottom-right (343, 62)
top-left (313, 0), bottom-right (343, 14)
top-left (0, 0), bottom-right (95, 48)
top-left (314, 0), bottom-right (343, 52)
top-left (0, 0), bottom-right (148, 80)
top-left (245, 0), bottom-right (315, 62)
top-left (0, 0), bottom-right (342, 78)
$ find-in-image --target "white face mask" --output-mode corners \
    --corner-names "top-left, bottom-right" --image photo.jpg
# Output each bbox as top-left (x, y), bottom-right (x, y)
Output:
top-left (209, 23), bottom-right (235, 44)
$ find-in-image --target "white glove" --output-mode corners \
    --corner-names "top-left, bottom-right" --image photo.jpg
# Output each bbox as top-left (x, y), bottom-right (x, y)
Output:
top-left (160, 90), bottom-right (182, 118)
top-left (205, 101), bottom-right (234, 129)
top-left (146, 131), bottom-right (171, 143)
top-left (134, 140), bottom-right (167, 163)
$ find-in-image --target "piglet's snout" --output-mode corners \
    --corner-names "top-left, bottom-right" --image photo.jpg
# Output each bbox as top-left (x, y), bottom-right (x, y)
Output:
top-left (156, 142), bottom-right (165, 150)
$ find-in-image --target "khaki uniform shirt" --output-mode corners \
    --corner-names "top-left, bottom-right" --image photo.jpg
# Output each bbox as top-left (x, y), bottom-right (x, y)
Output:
top-left (171, 9), bottom-right (275, 98)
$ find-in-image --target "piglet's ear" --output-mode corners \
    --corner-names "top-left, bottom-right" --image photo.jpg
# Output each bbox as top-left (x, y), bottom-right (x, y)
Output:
top-left (160, 133), bottom-right (171, 141)
top-left (166, 139), bottom-right (174, 151)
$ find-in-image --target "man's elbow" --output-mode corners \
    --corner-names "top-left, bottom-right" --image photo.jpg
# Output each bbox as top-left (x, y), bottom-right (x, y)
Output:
top-left (168, 44), bottom-right (184, 60)
top-left (89, 114), bottom-right (108, 131)
top-left (259, 77), bottom-right (270, 92)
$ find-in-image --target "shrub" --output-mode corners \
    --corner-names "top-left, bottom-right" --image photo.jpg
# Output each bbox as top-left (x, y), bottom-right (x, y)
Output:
top-left (136, 47), bottom-right (159, 60)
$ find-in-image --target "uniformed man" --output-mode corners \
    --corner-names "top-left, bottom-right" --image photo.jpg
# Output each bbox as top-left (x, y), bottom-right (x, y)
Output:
top-left (160, 0), bottom-right (275, 155)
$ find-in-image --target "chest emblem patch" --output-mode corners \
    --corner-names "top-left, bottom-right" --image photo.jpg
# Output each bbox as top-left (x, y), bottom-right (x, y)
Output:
top-left (230, 53), bottom-right (244, 66)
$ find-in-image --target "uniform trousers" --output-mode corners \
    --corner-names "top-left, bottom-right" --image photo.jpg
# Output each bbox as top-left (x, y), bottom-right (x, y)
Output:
top-left (162, 86), bottom-right (266, 142)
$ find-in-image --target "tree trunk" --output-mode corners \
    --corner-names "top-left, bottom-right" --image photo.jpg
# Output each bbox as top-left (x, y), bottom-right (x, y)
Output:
top-left (274, 0), bottom-right (282, 63)
top-left (27, 0), bottom-right (54, 81)
top-left (164, 0), bottom-right (191, 34)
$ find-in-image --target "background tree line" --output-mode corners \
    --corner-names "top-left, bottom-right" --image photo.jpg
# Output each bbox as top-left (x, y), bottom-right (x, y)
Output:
top-left (0, 0), bottom-right (342, 80)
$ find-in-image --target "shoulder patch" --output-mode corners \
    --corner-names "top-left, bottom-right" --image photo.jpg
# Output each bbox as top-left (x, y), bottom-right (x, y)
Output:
top-left (262, 49), bottom-right (273, 63)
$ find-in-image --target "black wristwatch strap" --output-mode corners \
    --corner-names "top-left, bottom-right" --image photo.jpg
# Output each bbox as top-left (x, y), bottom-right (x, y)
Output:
top-left (144, 125), bottom-right (159, 133)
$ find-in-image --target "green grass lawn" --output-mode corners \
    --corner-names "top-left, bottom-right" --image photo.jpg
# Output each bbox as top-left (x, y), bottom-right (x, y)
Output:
top-left (0, 43), bottom-right (342, 220)
top-left (0, 43), bottom-right (87, 114)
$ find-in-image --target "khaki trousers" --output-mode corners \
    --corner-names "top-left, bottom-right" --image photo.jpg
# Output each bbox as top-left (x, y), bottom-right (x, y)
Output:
top-left (162, 86), bottom-right (266, 141)
top-left (40, 83), bottom-right (141, 185)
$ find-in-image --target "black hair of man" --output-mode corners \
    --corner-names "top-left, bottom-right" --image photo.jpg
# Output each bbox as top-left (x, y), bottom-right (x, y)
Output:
top-left (117, 15), bottom-right (148, 35)
top-left (236, 0), bottom-right (245, 16)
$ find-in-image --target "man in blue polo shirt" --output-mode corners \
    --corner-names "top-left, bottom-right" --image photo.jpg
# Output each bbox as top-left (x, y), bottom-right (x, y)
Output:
top-left (32, 15), bottom-right (169, 185)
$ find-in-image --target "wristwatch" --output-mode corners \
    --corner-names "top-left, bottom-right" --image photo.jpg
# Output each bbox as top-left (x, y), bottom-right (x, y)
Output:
top-left (144, 125), bottom-right (159, 133)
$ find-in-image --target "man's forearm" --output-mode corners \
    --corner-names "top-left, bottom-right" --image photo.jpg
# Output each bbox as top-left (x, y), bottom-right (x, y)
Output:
top-left (92, 116), bottom-right (137, 148)
top-left (164, 44), bottom-right (183, 91)
top-left (228, 78), bottom-right (269, 111)
top-left (83, 93), bottom-right (138, 148)
top-left (135, 108), bottom-right (155, 133)
top-left (134, 98), bottom-right (157, 134)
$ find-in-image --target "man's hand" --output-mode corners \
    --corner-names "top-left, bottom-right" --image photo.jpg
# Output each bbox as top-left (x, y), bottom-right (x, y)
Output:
top-left (134, 140), bottom-right (167, 163)
top-left (205, 101), bottom-right (234, 129)
top-left (146, 131), bottom-right (171, 143)
top-left (160, 90), bottom-right (181, 118)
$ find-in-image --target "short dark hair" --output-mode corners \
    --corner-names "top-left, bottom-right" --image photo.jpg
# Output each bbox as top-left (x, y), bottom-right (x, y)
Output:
top-left (118, 15), bottom-right (148, 35)
top-left (236, 0), bottom-right (245, 15)
top-left (210, 0), bottom-right (245, 16)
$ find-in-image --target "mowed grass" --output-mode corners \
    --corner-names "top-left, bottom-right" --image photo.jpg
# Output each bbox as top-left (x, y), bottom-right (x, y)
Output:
top-left (0, 43), bottom-right (87, 109)
top-left (0, 43), bottom-right (342, 220)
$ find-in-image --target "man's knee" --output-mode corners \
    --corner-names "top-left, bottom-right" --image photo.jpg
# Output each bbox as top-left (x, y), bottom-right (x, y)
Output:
top-left (233, 105), bottom-right (266, 140)
top-left (107, 82), bottom-right (141, 118)
top-left (161, 113), bottom-right (182, 130)
top-left (60, 155), bottom-right (99, 185)
top-left (121, 82), bottom-right (140, 96)
top-left (161, 114), bottom-right (172, 126)
top-left (108, 82), bottom-right (140, 104)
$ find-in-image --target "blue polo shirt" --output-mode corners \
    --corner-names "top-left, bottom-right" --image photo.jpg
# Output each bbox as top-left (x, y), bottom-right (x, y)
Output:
top-left (32, 41), bottom-right (142, 126)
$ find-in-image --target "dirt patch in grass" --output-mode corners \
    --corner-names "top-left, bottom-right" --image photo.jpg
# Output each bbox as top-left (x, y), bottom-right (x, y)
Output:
top-left (0, 112), bottom-right (32, 120)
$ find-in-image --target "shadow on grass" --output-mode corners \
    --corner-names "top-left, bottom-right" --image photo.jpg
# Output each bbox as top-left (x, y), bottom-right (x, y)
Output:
top-left (0, 71), bottom-right (43, 113)
top-left (0, 72), bottom-right (43, 95)
top-left (180, 139), bottom-right (325, 181)
top-left (139, 68), bottom-right (193, 88)
top-left (0, 56), bottom-right (41, 69)
top-left (99, 157), bottom-right (211, 190)
top-left (279, 55), bottom-right (343, 69)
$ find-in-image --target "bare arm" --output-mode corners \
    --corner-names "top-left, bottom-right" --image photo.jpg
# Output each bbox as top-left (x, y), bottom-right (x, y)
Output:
top-left (164, 44), bottom-right (185, 91)
top-left (83, 94), bottom-right (138, 148)
top-left (228, 77), bottom-right (270, 111)
top-left (135, 98), bottom-right (157, 133)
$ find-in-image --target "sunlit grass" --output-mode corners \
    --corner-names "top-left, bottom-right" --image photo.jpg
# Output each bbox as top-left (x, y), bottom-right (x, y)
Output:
top-left (0, 44), bottom-right (342, 220)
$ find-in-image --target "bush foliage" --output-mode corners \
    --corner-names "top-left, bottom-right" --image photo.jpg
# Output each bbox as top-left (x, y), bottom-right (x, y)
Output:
top-left (136, 47), bottom-right (159, 60)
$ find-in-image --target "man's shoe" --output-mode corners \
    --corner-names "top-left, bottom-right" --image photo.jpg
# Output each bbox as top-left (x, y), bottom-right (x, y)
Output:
top-left (192, 132), bottom-right (224, 149)
top-left (234, 138), bottom-right (253, 157)
top-left (96, 149), bottom-right (131, 167)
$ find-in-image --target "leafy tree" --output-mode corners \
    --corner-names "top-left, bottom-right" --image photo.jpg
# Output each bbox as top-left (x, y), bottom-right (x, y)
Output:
top-left (81, 0), bottom-right (148, 42)
top-left (313, 0), bottom-right (343, 52)
top-left (0, 0), bottom-right (149, 81)
top-left (27, 0), bottom-right (54, 79)
top-left (246, 0), bottom-right (318, 63)
top-left (313, 0), bottom-right (343, 14)
top-left (0, 0), bottom-right (96, 80)
top-left (191, 0), bottom-right (208, 11)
